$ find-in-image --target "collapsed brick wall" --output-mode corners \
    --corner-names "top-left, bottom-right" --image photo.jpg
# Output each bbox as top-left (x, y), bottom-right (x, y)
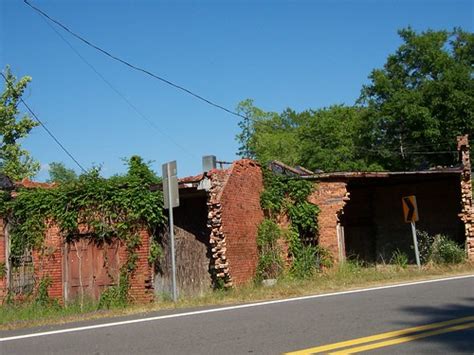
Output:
top-left (458, 135), bottom-right (474, 261)
top-left (207, 168), bottom-right (232, 286)
top-left (0, 218), bottom-right (7, 301)
top-left (209, 160), bottom-right (264, 286)
top-left (308, 181), bottom-right (349, 262)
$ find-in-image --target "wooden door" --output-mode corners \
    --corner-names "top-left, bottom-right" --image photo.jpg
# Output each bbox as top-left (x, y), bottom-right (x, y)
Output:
top-left (66, 239), bottom-right (120, 301)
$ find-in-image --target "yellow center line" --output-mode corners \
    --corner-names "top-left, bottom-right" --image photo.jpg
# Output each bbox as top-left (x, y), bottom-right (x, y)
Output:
top-left (329, 322), bottom-right (474, 354)
top-left (285, 315), bottom-right (474, 354)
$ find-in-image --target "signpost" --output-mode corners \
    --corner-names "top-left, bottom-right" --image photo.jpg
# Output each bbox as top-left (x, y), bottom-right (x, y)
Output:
top-left (402, 195), bottom-right (420, 267)
top-left (162, 161), bottom-right (179, 302)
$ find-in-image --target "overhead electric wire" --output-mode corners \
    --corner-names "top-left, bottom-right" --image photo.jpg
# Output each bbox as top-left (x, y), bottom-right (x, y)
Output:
top-left (23, 0), bottom-right (247, 120)
top-left (1, 72), bottom-right (87, 173)
top-left (40, 16), bottom-right (198, 160)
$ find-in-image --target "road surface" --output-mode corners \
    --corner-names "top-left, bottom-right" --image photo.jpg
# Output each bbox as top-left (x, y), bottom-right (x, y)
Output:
top-left (1, 275), bottom-right (473, 354)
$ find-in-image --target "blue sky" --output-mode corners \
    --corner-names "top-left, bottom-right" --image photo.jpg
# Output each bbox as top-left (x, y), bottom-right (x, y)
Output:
top-left (1, 0), bottom-right (473, 179)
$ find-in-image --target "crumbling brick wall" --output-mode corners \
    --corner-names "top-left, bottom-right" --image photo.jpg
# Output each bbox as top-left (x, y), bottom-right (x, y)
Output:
top-left (308, 181), bottom-right (349, 262)
top-left (458, 135), bottom-right (474, 261)
top-left (209, 160), bottom-right (264, 286)
top-left (0, 218), bottom-right (7, 301)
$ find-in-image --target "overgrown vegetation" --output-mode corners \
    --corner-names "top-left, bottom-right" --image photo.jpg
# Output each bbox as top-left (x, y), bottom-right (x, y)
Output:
top-left (0, 156), bottom-right (165, 307)
top-left (415, 230), bottom-right (466, 265)
top-left (390, 249), bottom-right (409, 269)
top-left (429, 235), bottom-right (466, 265)
top-left (256, 219), bottom-right (283, 280)
top-left (257, 169), bottom-right (327, 281)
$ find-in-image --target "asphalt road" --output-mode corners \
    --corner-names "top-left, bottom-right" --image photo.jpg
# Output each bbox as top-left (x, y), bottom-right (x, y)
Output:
top-left (1, 275), bottom-right (473, 354)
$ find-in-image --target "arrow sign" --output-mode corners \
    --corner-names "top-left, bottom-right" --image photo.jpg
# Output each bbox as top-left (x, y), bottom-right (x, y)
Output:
top-left (402, 195), bottom-right (419, 223)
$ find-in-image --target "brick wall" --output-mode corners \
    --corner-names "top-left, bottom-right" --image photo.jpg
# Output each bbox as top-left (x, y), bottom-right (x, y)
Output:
top-left (32, 223), bottom-right (64, 301)
top-left (308, 181), bottom-right (348, 262)
top-left (0, 218), bottom-right (6, 301)
top-left (219, 160), bottom-right (264, 285)
top-left (0, 222), bottom-right (153, 304)
top-left (127, 229), bottom-right (154, 303)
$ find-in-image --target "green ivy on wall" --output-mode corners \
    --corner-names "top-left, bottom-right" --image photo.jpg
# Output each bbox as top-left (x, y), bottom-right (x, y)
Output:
top-left (258, 168), bottom-right (328, 279)
top-left (0, 156), bottom-right (165, 305)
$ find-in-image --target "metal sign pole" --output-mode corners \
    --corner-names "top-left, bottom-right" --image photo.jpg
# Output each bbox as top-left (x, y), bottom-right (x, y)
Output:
top-left (167, 163), bottom-right (178, 302)
top-left (411, 221), bottom-right (421, 267)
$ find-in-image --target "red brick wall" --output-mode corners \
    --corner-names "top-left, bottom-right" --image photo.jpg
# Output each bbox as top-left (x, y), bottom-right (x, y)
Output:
top-left (220, 160), bottom-right (264, 285)
top-left (32, 223), bottom-right (64, 301)
top-left (3, 223), bottom-right (153, 304)
top-left (126, 229), bottom-right (154, 303)
top-left (309, 181), bottom-right (348, 262)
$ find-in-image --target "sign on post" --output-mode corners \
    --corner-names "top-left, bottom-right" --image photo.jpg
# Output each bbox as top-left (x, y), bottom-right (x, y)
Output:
top-left (162, 161), bottom-right (179, 302)
top-left (162, 161), bottom-right (179, 209)
top-left (402, 195), bottom-right (419, 223)
top-left (402, 195), bottom-right (420, 267)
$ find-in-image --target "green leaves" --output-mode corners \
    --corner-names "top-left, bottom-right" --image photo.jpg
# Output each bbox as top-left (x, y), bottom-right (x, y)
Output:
top-left (359, 28), bottom-right (474, 170)
top-left (5, 156), bottom-right (165, 263)
top-left (0, 67), bottom-right (39, 180)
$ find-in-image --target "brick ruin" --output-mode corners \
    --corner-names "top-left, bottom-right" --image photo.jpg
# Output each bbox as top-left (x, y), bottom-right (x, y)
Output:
top-left (206, 159), bottom-right (264, 287)
top-left (0, 136), bottom-right (472, 303)
top-left (458, 135), bottom-right (474, 260)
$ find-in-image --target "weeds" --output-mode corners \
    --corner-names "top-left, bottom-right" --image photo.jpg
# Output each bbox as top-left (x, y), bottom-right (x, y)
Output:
top-left (390, 249), bottom-right (409, 269)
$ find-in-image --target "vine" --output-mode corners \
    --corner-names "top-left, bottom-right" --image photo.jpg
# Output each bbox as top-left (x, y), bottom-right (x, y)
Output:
top-left (0, 156), bottom-right (165, 306)
top-left (258, 168), bottom-right (327, 279)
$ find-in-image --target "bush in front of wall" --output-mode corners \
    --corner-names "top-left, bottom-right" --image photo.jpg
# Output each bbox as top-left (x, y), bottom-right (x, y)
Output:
top-left (429, 235), bottom-right (465, 265)
top-left (256, 219), bottom-right (283, 280)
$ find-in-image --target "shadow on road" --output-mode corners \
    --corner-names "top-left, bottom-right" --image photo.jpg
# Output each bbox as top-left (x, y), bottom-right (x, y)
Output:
top-left (395, 298), bottom-right (474, 353)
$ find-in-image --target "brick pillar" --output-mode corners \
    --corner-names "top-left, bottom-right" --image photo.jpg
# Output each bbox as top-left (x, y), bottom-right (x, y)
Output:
top-left (308, 181), bottom-right (350, 263)
top-left (32, 224), bottom-right (64, 302)
top-left (0, 217), bottom-right (6, 303)
top-left (457, 135), bottom-right (474, 261)
top-left (127, 229), bottom-right (154, 303)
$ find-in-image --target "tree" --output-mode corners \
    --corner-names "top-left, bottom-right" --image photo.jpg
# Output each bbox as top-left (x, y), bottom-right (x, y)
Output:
top-left (0, 67), bottom-right (39, 180)
top-left (47, 162), bottom-right (78, 184)
top-left (235, 99), bottom-right (301, 166)
top-left (235, 100), bottom-right (380, 172)
top-left (297, 105), bottom-right (382, 172)
top-left (358, 27), bottom-right (474, 170)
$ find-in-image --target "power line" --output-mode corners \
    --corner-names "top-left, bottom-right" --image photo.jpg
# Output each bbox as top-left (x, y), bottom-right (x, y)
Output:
top-left (24, 0), bottom-right (247, 120)
top-left (39, 15), bottom-right (198, 161)
top-left (1, 72), bottom-right (87, 173)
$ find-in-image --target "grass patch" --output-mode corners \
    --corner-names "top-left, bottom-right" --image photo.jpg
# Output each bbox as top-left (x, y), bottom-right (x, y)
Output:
top-left (1, 262), bottom-right (473, 330)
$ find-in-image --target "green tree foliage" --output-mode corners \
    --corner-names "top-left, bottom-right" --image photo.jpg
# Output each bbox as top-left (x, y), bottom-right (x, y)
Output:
top-left (0, 67), bottom-right (39, 180)
top-left (236, 101), bottom-right (379, 172)
top-left (358, 28), bottom-right (474, 170)
top-left (298, 106), bottom-right (383, 172)
top-left (47, 162), bottom-right (78, 184)
top-left (236, 28), bottom-right (473, 172)
top-left (236, 99), bottom-right (297, 162)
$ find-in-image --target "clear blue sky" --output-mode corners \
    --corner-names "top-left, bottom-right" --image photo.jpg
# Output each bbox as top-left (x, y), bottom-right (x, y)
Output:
top-left (1, 0), bottom-right (473, 179)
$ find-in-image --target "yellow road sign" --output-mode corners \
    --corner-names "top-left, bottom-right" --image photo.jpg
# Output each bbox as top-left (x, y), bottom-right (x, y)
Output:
top-left (402, 195), bottom-right (419, 223)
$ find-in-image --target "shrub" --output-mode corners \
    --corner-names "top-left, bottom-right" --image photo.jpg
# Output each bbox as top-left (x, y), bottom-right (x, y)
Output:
top-left (256, 219), bottom-right (283, 280)
top-left (290, 244), bottom-right (317, 279)
top-left (416, 230), bottom-right (435, 264)
top-left (429, 235), bottom-right (465, 265)
top-left (390, 249), bottom-right (408, 268)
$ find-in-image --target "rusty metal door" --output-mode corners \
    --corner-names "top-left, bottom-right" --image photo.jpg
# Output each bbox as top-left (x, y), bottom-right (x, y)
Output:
top-left (66, 239), bottom-right (120, 301)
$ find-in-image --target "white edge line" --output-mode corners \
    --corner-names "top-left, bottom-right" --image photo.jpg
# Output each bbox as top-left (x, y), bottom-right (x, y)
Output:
top-left (1, 274), bottom-right (473, 342)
